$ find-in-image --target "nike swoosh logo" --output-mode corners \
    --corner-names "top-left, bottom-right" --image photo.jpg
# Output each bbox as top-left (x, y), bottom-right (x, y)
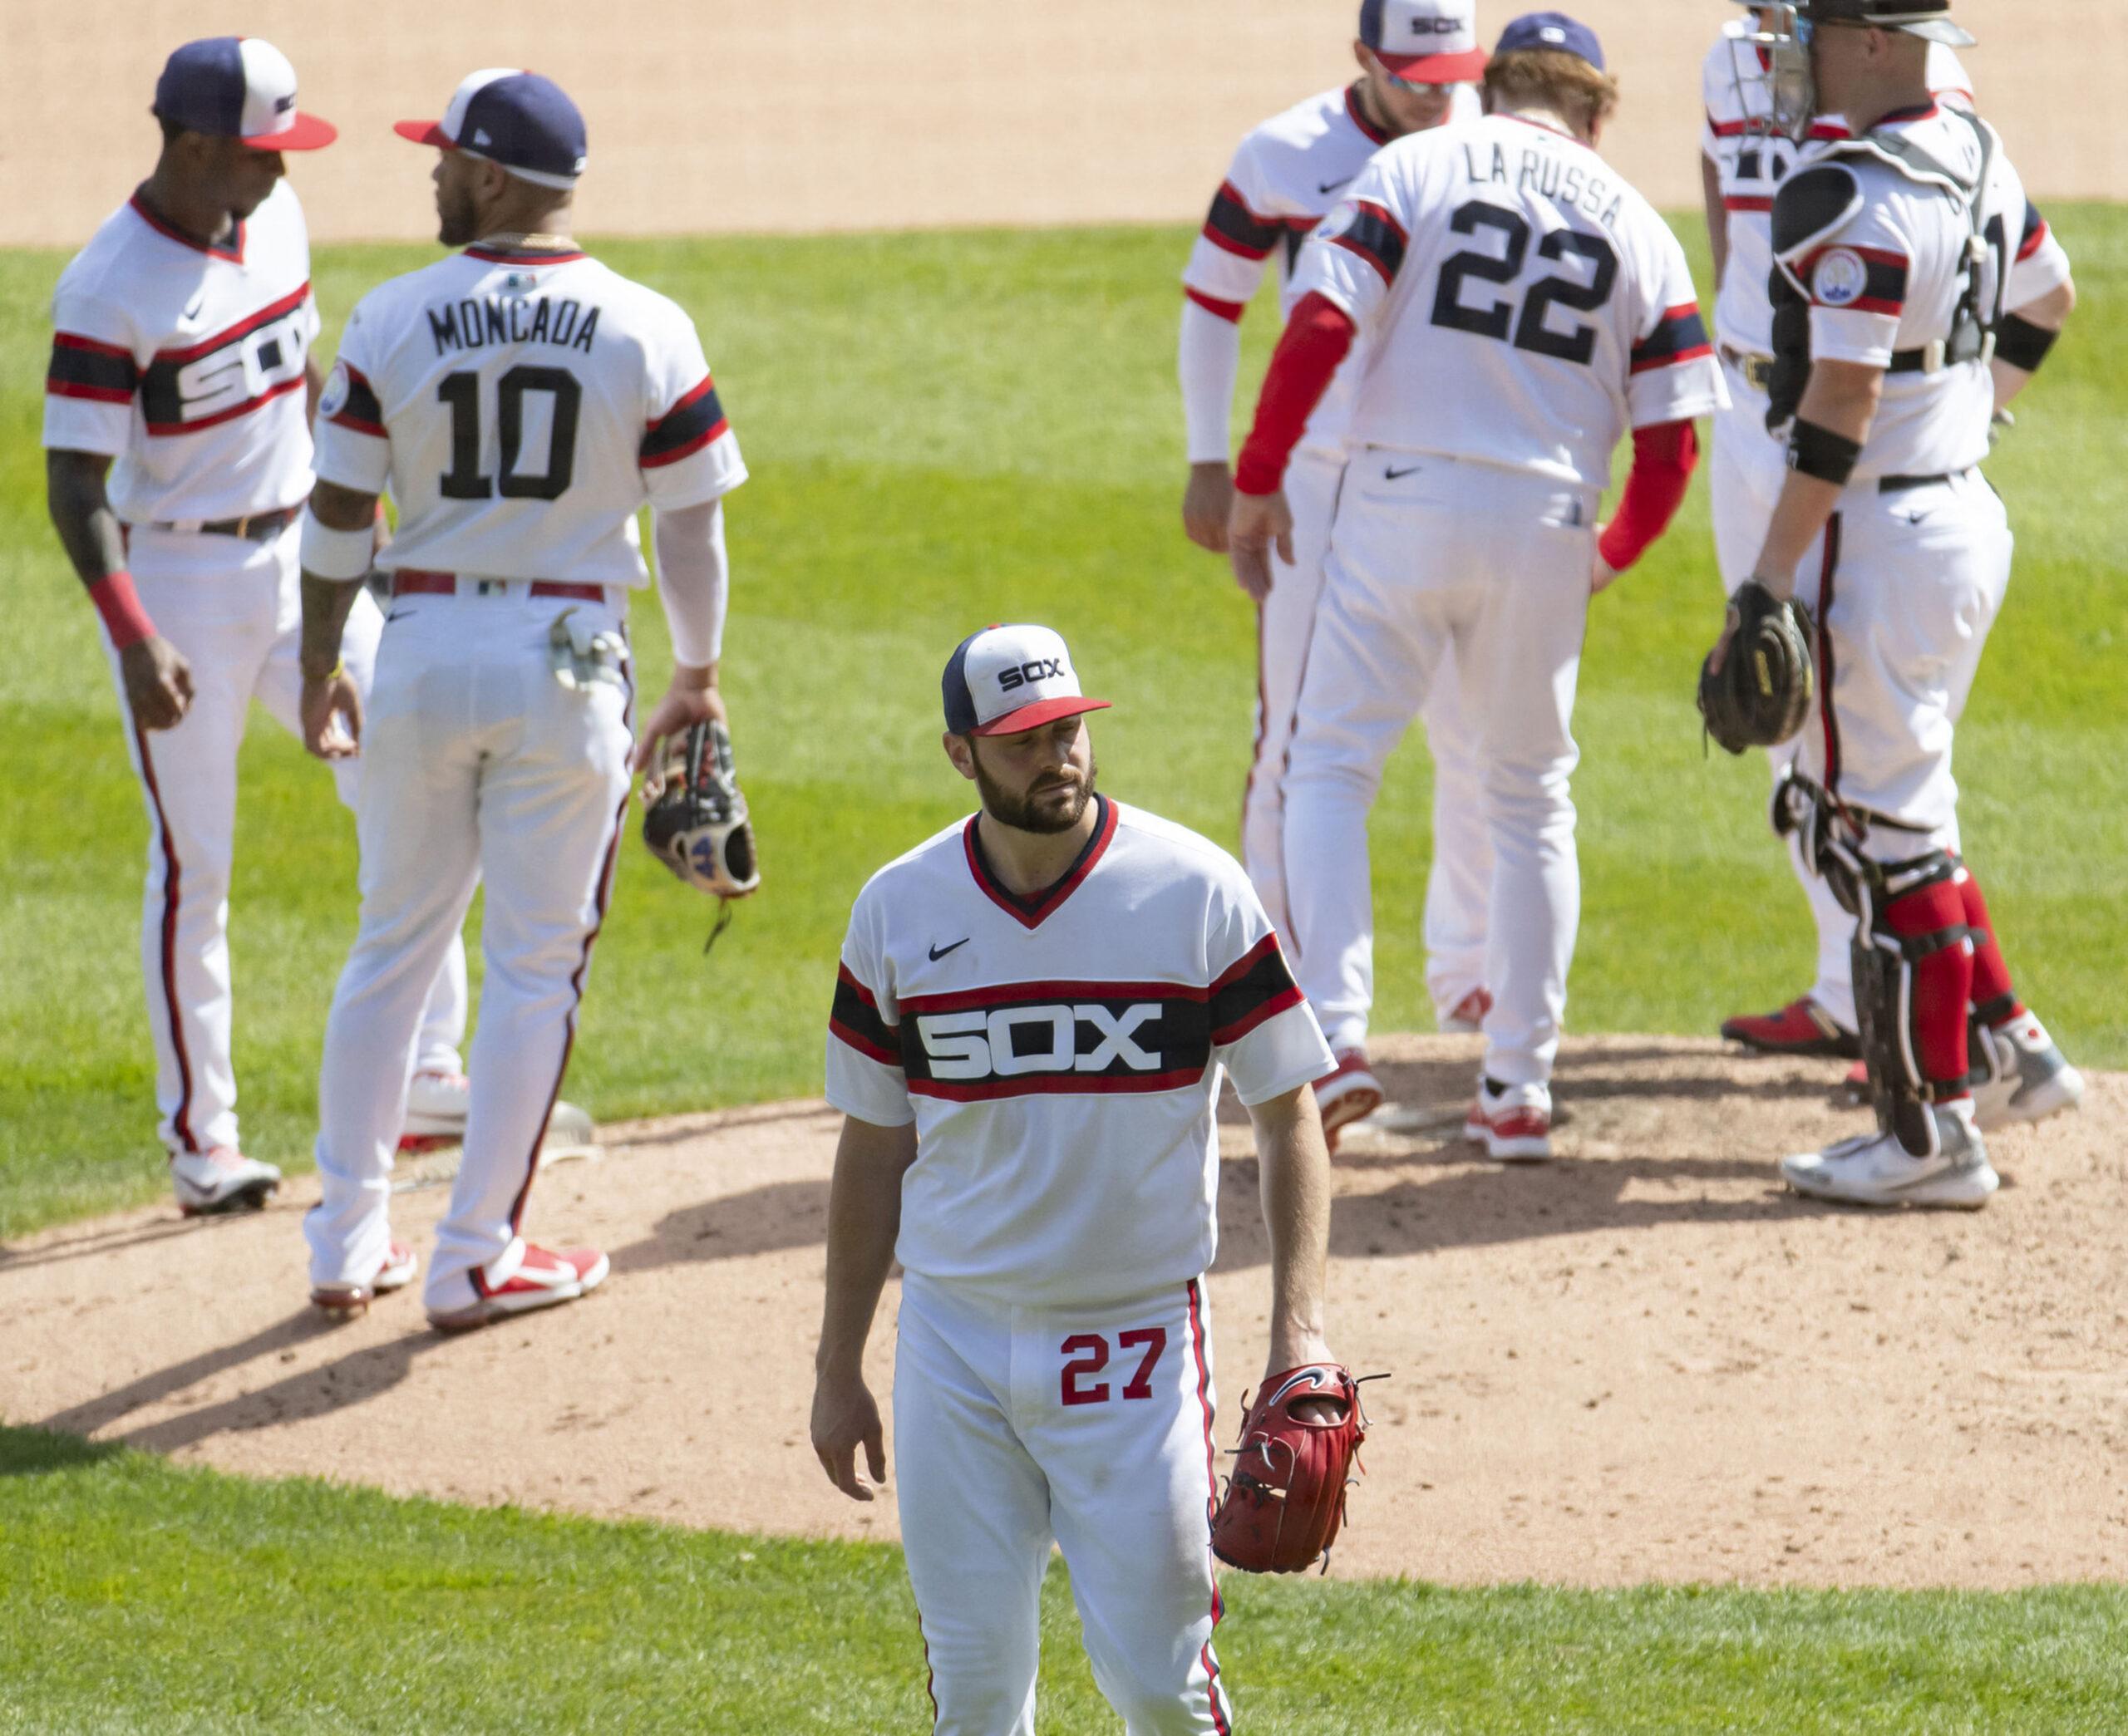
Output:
top-left (928, 938), bottom-right (969, 961)
top-left (1384, 464), bottom-right (1424, 480)
top-left (384, 608), bottom-right (410, 622)
top-left (184, 293), bottom-right (204, 320)
top-left (1318, 178), bottom-right (1351, 195)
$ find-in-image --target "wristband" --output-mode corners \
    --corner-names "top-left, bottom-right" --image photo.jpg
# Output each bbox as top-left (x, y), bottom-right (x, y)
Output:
top-left (300, 504), bottom-right (376, 581)
top-left (88, 570), bottom-right (155, 651)
top-left (1993, 313), bottom-right (2058, 374)
top-left (1787, 418), bottom-right (1863, 486)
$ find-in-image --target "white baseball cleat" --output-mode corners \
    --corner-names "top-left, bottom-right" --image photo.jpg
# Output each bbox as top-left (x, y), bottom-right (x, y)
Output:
top-left (1438, 986), bottom-right (1493, 1035)
top-left (1969, 1014), bottom-right (2084, 1131)
top-left (311, 1240), bottom-right (419, 1316)
top-left (402, 1069), bottom-right (470, 1138)
top-left (1464, 1078), bottom-right (1552, 1162)
top-left (170, 1147), bottom-right (282, 1217)
top-left (426, 1244), bottom-right (609, 1335)
top-left (1315, 1050), bottom-right (1385, 1153)
top-left (1781, 1100), bottom-right (1998, 1209)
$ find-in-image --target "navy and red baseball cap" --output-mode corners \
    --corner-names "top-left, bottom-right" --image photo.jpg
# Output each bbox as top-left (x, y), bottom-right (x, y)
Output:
top-left (943, 625), bottom-right (1111, 738)
top-left (153, 37), bottom-right (337, 151)
top-left (1360, 0), bottom-right (1490, 84)
top-left (1494, 11), bottom-right (1607, 70)
top-left (396, 70), bottom-right (588, 189)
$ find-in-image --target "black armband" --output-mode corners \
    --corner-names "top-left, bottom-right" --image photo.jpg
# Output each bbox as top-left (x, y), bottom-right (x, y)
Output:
top-left (1994, 313), bottom-right (2058, 374)
top-left (1788, 418), bottom-right (1863, 485)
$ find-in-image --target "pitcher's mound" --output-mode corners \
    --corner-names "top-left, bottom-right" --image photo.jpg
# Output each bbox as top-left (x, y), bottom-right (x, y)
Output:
top-left (3, 1035), bottom-right (2121, 1588)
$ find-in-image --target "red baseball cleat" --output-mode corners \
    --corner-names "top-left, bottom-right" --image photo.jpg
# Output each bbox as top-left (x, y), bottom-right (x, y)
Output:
top-left (311, 1241), bottom-right (419, 1316)
top-left (1315, 1050), bottom-right (1385, 1153)
top-left (1440, 986), bottom-right (1493, 1035)
top-left (1464, 1079), bottom-right (1552, 1162)
top-left (1720, 996), bottom-right (1861, 1060)
top-left (426, 1244), bottom-right (609, 1335)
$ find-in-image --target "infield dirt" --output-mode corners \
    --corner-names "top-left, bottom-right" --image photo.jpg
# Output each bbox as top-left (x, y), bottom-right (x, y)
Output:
top-left (4, 1033), bottom-right (2121, 1590)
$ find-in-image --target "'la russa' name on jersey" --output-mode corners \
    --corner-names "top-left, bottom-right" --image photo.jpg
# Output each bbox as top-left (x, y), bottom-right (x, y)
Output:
top-left (830, 935), bottom-right (1302, 1102)
top-left (426, 291), bottom-right (601, 358)
top-left (1459, 135), bottom-right (1625, 230)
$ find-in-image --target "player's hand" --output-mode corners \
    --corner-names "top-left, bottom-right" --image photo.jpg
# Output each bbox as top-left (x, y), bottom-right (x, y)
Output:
top-left (299, 666), bottom-right (364, 760)
top-left (630, 666), bottom-right (727, 780)
top-left (120, 636), bottom-right (195, 731)
top-left (1589, 537), bottom-right (1620, 596)
top-left (810, 1365), bottom-right (887, 1502)
top-left (1183, 461), bottom-right (1236, 553)
top-left (1227, 489), bottom-right (1294, 603)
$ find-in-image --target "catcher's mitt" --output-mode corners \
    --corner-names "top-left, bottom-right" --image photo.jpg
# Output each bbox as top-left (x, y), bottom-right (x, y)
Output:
top-left (1210, 1364), bottom-right (1371, 1575)
top-left (642, 719), bottom-right (761, 902)
top-left (1697, 579), bottom-right (1815, 755)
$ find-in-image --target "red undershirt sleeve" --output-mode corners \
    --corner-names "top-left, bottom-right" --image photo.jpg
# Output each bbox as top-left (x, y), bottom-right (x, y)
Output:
top-left (1233, 292), bottom-right (1357, 496)
top-left (1598, 419), bottom-right (1700, 575)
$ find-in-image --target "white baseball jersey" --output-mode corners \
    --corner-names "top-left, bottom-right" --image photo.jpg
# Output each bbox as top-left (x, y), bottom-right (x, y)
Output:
top-left (1294, 114), bottom-right (1727, 487)
top-left (825, 796), bottom-right (1332, 1307)
top-left (1182, 83), bottom-right (1482, 455)
top-left (313, 244), bottom-right (746, 583)
top-left (1776, 104), bottom-right (2071, 481)
top-left (42, 181), bottom-right (318, 524)
top-left (1701, 24), bottom-right (1973, 357)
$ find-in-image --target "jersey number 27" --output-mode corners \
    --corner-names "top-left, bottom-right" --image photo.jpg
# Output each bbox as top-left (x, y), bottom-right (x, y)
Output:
top-left (437, 366), bottom-right (583, 500)
top-left (1430, 200), bottom-right (1619, 366)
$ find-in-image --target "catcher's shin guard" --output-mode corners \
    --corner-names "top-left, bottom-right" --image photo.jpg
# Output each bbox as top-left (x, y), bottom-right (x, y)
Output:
top-left (1771, 770), bottom-right (1860, 914)
top-left (1846, 848), bottom-right (1976, 1158)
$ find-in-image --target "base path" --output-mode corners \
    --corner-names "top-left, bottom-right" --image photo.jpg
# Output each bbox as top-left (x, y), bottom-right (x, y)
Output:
top-left (4, 1035), bottom-right (2122, 1589)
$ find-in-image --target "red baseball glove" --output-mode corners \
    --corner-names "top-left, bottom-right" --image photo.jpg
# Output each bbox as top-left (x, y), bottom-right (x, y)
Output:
top-left (1209, 1363), bottom-right (1370, 1574)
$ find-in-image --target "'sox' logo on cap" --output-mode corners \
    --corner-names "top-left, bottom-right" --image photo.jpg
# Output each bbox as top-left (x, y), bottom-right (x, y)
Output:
top-left (997, 657), bottom-right (1066, 693)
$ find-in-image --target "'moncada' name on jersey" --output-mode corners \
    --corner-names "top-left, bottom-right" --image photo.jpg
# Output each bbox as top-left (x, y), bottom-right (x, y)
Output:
top-left (1296, 114), bottom-right (1727, 488)
top-left (825, 798), bottom-right (1333, 1307)
top-left (1772, 102), bottom-right (2071, 480)
top-left (1702, 23), bottom-right (1973, 359)
top-left (42, 181), bottom-right (319, 524)
top-left (313, 244), bottom-right (745, 584)
top-left (1182, 83), bottom-right (1483, 455)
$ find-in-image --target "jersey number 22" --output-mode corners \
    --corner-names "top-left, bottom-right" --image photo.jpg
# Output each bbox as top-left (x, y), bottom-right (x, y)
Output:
top-left (1430, 200), bottom-right (1619, 366)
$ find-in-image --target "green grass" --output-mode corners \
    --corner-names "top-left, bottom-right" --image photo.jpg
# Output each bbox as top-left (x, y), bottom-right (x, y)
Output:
top-left (3, 1425), bottom-right (2123, 1734)
top-left (2, 211), bottom-right (2123, 1241)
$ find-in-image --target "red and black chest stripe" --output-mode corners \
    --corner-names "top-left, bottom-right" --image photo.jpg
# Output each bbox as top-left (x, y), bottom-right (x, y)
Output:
top-left (139, 283), bottom-right (313, 435)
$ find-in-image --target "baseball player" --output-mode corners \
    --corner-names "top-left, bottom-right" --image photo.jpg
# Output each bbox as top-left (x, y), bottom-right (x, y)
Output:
top-left (1701, 0), bottom-right (2081, 1207)
top-left (1180, 0), bottom-right (1490, 1145)
top-left (42, 37), bottom-right (470, 1218)
top-left (810, 624), bottom-right (1337, 1734)
top-left (1229, 14), bottom-right (1726, 1161)
top-left (1701, 2), bottom-right (1970, 1060)
top-left (297, 70), bottom-right (746, 1323)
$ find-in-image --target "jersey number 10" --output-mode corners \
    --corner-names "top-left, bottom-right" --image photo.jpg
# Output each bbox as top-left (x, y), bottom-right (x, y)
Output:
top-left (1430, 200), bottom-right (1619, 366)
top-left (437, 366), bottom-right (583, 500)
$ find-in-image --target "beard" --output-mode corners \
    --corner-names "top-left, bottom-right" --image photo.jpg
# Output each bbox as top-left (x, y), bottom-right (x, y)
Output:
top-left (973, 750), bottom-right (1097, 835)
top-left (436, 184), bottom-right (479, 247)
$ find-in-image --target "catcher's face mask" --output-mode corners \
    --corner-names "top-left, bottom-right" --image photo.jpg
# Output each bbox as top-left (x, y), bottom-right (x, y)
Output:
top-left (1727, 4), bottom-right (1817, 143)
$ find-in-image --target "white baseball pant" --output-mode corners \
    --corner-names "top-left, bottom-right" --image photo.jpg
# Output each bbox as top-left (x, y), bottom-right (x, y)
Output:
top-left (1790, 470), bottom-right (2007, 864)
top-left (1711, 369), bottom-right (1860, 1029)
top-left (1241, 449), bottom-right (1492, 1023)
top-left (304, 582), bottom-right (632, 1307)
top-left (109, 524), bottom-right (466, 1158)
top-left (894, 1271), bottom-right (1232, 1736)
top-left (1281, 452), bottom-right (1594, 1087)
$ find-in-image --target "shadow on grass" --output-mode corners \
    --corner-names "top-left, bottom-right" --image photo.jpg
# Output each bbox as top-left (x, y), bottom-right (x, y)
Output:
top-left (0, 1424), bottom-right (124, 1478)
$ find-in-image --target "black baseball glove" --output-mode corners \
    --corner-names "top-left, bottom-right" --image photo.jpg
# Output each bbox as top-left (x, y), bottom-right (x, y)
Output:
top-left (642, 720), bottom-right (761, 900)
top-left (1697, 580), bottom-right (1815, 755)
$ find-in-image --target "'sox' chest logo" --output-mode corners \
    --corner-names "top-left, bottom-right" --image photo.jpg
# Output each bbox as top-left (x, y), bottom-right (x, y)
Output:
top-left (916, 1003), bottom-right (1165, 1080)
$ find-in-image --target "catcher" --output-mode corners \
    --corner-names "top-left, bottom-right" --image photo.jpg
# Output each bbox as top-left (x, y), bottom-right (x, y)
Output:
top-left (810, 623), bottom-right (1355, 1733)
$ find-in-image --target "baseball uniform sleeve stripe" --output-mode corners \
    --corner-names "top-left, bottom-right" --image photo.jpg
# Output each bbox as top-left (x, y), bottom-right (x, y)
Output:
top-left (640, 374), bottom-right (730, 468)
top-left (1706, 116), bottom-right (1751, 139)
top-left (1800, 245), bottom-right (1909, 315)
top-left (328, 362), bottom-right (385, 437)
top-left (1205, 933), bottom-right (1304, 1045)
top-left (1201, 182), bottom-right (1283, 261)
top-left (830, 964), bottom-right (899, 1065)
top-left (1722, 194), bottom-right (1773, 214)
top-left (1184, 287), bottom-right (1248, 325)
top-left (1327, 201), bottom-right (1407, 287)
top-left (2017, 204), bottom-right (2050, 263)
top-left (47, 333), bottom-right (139, 402)
top-left (1629, 303), bottom-right (1715, 374)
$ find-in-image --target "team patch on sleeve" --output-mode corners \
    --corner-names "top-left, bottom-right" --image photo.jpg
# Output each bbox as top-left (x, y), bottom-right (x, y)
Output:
top-left (1800, 244), bottom-right (1907, 315)
top-left (1202, 181), bottom-right (1283, 262)
top-left (47, 332), bottom-right (138, 404)
top-left (321, 360), bottom-right (384, 437)
top-left (641, 375), bottom-right (729, 469)
top-left (1629, 303), bottom-right (1713, 375)
top-left (1323, 200), bottom-right (1407, 287)
top-left (1206, 933), bottom-right (1305, 1045)
top-left (830, 964), bottom-right (900, 1066)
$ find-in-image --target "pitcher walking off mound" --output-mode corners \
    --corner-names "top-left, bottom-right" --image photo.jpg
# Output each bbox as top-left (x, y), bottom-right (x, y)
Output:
top-left (298, 70), bottom-right (746, 1324)
top-left (810, 625), bottom-right (1337, 1734)
top-left (1230, 14), bottom-right (1725, 1160)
